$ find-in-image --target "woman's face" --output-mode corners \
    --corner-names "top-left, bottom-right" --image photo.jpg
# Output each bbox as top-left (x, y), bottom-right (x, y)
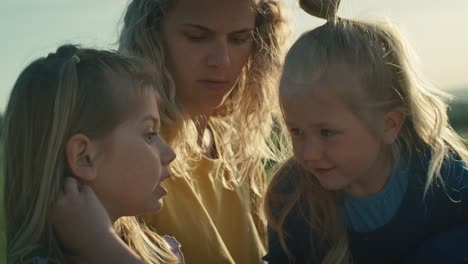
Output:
top-left (160, 0), bottom-right (256, 117)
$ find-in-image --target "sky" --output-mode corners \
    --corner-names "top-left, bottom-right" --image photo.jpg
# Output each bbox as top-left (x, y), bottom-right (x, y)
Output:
top-left (1, 0), bottom-right (467, 112)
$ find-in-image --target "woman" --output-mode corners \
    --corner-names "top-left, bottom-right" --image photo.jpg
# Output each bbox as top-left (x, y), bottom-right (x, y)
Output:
top-left (119, 0), bottom-right (289, 262)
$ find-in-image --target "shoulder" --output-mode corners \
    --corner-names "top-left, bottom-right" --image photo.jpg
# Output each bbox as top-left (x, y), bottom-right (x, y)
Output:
top-left (403, 224), bottom-right (468, 264)
top-left (440, 154), bottom-right (468, 186)
top-left (409, 150), bottom-right (468, 195)
top-left (434, 153), bottom-right (468, 203)
top-left (415, 152), bottom-right (468, 226)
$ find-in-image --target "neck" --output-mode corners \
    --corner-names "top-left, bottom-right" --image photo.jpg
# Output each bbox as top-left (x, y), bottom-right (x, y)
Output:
top-left (195, 116), bottom-right (209, 148)
top-left (194, 116), bottom-right (217, 158)
top-left (345, 149), bottom-right (394, 197)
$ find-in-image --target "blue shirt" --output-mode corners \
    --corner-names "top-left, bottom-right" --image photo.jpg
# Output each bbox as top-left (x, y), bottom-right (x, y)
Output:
top-left (344, 158), bottom-right (408, 232)
top-left (264, 153), bottom-right (468, 263)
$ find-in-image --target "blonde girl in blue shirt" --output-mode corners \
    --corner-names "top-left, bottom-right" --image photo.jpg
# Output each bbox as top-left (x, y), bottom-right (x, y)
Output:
top-left (264, 0), bottom-right (468, 263)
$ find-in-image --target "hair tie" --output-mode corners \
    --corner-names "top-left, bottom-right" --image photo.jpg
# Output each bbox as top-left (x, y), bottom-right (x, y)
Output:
top-left (299, 0), bottom-right (341, 20)
top-left (71, 55), bottom-right (80, 64)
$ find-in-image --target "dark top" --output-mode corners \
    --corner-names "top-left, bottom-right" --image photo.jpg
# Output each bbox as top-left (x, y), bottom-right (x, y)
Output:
top-left (263, 154), bottom-right (468, 264)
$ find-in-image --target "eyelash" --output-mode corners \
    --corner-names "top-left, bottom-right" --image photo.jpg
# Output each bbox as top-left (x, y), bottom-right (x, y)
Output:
top-left (186, 34), bottom-right (206, 41)
top-left (288, 128), bottom-right (338, 138)
top-left (145, 131), bottom-right (158, 143)
top-left (289, 128), bottom-right (304, 137)
top-left (320, 129), bottom-right (337, 137)
top-left (184, 34), bottom-right (252, 45)
top-left (229, 35), bottom-right (252, 45)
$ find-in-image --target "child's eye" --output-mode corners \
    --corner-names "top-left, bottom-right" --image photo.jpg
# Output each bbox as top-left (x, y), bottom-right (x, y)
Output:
top-left (145, 131), bottom-right (158, 143)
top-left (320, 129), bottom-right (337, 137)
top-left (289, 128), bottom-right (304, 137)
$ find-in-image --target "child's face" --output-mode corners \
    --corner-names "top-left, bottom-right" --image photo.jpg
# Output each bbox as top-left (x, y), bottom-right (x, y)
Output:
top-left (280, 63), bottom-right (392, 196)
top-left (91, 88), bottom-right (176, 219)
top-left (160, 0), bottom-right (255, 117)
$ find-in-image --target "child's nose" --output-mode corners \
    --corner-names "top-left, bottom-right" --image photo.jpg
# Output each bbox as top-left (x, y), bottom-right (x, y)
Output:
top-left (302, 138), bottom-right (323, 161)
top-left (161, 142), bottom-right (176, 165)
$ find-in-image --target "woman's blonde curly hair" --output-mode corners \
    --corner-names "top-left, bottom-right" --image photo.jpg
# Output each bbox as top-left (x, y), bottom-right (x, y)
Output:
top-left (118, 0), bottom-right (291, 230)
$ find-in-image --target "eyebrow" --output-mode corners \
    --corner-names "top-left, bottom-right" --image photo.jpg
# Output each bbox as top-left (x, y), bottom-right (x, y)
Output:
top-left (181, 24), bottom-right (254, 34)
top-left (141, 114), bottom-right (160, 127)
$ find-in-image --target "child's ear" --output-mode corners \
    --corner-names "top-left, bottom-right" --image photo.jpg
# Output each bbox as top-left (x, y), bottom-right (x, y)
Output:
top-left (382, 107), bottom-right (406, 144)
top-left (65, 134), bottom-right (98, 182)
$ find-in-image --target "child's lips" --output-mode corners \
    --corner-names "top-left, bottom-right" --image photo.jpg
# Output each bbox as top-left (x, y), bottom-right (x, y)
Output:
top-left (155, 171), bottom-right (170, 195)
top-left (157, 184), bottom-right (168, 195)
top-left (160, 169), bottom-right (171, 181)
top-left (312, 167), bottom-right (335, 174)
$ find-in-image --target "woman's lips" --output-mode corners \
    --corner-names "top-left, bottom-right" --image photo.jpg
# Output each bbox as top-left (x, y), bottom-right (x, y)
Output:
top-left (198, 79), bottom-right (230, 91)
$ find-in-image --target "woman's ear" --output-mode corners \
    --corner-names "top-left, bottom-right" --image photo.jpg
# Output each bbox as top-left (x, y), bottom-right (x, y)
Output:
top-left (65, 134), bottom-right (98, 182)
top-left (382, 107), bottom-right (406, 145)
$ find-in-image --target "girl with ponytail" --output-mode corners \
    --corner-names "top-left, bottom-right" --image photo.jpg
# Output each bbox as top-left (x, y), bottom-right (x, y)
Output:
top-left (4, 44), bottom-right (183, 263)
top-left (264, 0), bottom-right (468, 263)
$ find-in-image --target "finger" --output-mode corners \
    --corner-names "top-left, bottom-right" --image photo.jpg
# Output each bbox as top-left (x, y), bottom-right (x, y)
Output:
top-left (63, 177), bottom-right (80, 196)
top-left (57, 187), bottom-right (65, 203)
top-left (80, 184), bottom-right (97, 199)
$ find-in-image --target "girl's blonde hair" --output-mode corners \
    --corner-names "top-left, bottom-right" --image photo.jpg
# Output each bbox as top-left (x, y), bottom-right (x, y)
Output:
top-left (4, 45), bottom-right (179, 263)
top-left (118, 0), bottom-right (291, 229)
top-left (265, 0), bottom-right (468, 262)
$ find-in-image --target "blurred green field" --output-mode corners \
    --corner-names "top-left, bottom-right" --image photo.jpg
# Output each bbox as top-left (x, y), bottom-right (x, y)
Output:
top-left (461, 130), bottom-right (468, 147)
top-left (1, 139), bottom-right (4, 261)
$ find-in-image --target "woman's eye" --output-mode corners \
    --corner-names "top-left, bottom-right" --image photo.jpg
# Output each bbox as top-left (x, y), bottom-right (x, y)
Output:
top-left (229, 34), bottom-right (253, 45)
top-left (185, 33), bottom-right (207, 41)
top-left (289, 128), bottom-right (304, 137)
